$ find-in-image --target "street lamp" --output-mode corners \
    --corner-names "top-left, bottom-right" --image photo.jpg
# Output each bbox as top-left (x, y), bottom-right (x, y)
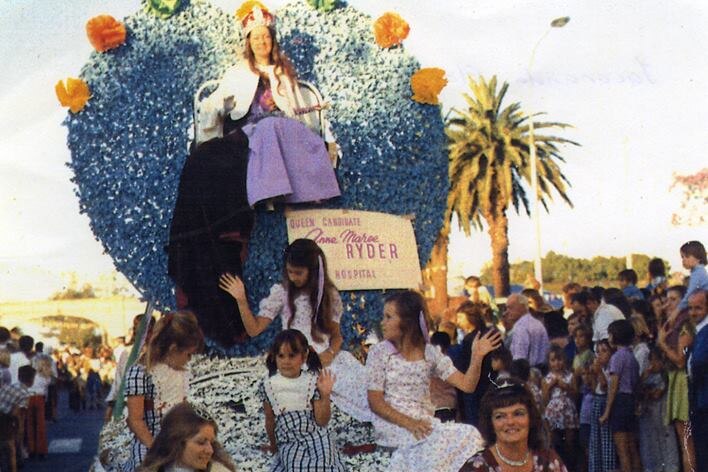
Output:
top-left (528, 16), bottom-right (570, 294)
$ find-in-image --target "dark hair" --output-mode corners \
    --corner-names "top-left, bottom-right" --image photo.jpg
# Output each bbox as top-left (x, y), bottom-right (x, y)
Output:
top-left (648, 258), bottom-right (666, 278)
top-left (146, 311), bottom-right (204, 370)
top-left (465, 275), bottom-right (481, 286)
top-left (521, 289), bottom-right (545, 311)
top-left (18, 335), bottom-right (34, 354)
top-left (544, 312), bottom-right (568, 338)
top-left (456, 301), bottom-right (486, 330)
top-left (562, 282), bottom-right (582, 294)
top-left (490, 347), bottom-right (513, 371)
top-left (618, 269), bottom-right (638, 285)
top-left (0, 327), bottom-right (9, 343)
top-left (570, 291), bottom-right (589, 306)
top-left (430, 331), bottom-right (451, 352)
top-left (243, 26), bottom-right (297, 97)
top-left (18, 365), bottom-right (36, 386)
top-left (283, 239), bottom-right (338, 343)
top-left (647, 345), bottom-right (664, 364)
top-left (384, 290), bottom-right (429, 348)
top-left (631, 299), bottom-right (656, 336)
top-left (608, 319), bottom-right (634, 346)
top-left (35, 342), bottom-right (44, 353)
top-left (510, 359), bottom-right (531, 382)
top-left (667, 284), bottom-right (687, 299)
top-left (266, 329), bottom-right (322, 376)
top-left (478, 378), bottom-right (546, 450)
top-left (547, 345), bottom-right (568, 369)
top-left (603, 288), bottom-right (631, 317)
top-left (138, 403), bottom-right (236, 472)
top-left (680, 240), bottom-right (707, 265)
top-left (590, 286), bottom-right (605, 302)
top-left (596, 338), bottom-right (612, 353)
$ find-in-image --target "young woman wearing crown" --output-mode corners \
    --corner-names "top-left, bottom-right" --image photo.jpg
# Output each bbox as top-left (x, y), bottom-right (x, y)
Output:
top-left (197, 1), bottom-right (341, 206)
top-left (167, 1), bottom-right (341, 345)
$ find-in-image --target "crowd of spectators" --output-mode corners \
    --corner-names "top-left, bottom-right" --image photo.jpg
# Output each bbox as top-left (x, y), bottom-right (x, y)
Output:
top-left (425, 240), bottom-right (707, 472)
top-left (0, 325), bottom-right (118, 471)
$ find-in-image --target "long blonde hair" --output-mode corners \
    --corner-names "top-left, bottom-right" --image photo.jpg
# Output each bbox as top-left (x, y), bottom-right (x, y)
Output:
top-left (138, 403), bottom-right (236, 472)
top-left (144, 311), bottom-right (204, 370)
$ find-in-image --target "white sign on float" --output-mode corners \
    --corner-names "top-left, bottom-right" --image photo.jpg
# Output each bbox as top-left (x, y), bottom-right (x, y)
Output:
top-left (285, 209), bottom-right (422, 290)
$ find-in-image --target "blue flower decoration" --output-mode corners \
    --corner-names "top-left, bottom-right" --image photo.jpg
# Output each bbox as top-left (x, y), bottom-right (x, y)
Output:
top-left (64, 0), bottom-right (447, 356)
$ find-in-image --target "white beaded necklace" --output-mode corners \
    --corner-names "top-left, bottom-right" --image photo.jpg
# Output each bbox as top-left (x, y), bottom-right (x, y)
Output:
top-left (495, 444), bottom-right (530, 467)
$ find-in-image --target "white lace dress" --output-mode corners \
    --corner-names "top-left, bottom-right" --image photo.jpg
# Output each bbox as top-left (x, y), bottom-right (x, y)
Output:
top-left (258, 284), bottom-right (372, 422)
top-left (365, 342), bottom-right (484, 472)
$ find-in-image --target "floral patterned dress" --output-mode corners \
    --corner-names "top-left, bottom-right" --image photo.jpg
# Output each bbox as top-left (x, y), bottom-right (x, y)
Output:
top-left (543, 371), bottom-right (579, 430)
top-left (459, 447), bottom-right (568, 472)
top-left (366, 341), bottom-right (484, 471)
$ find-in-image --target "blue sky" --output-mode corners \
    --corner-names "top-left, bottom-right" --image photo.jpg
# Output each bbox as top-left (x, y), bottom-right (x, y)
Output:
top-left (1, 0), bottom-right (706, 300)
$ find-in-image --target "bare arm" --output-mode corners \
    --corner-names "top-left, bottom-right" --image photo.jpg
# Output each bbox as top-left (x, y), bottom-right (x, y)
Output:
top-left (263, 401), bottom-right (276, 453)
top-left (445, 330), bottom-right (502, 393)
top-left (313, 370), bottom-right (334, 427)
top-left (126, 395), bottom-right (153, 448)
top-left (219, 273), bottom-right (273, 337)
top-left (367, 390), bottom-right (432, 440)
top-left (600, 374), bottom-right (618, 423)
top-left (320, 323), bottom-right (343, 367)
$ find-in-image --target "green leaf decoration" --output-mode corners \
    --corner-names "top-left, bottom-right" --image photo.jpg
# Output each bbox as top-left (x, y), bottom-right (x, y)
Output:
top-left (306, 0), bottom-right (337, 13)
top-left (145, 0), bottom-right (182, 19)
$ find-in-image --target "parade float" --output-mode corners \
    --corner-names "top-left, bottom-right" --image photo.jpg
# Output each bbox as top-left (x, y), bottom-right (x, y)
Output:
top-left (58, 0), bottom-right (449, 469)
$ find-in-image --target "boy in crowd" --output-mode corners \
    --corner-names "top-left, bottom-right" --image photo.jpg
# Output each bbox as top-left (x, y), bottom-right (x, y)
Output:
top-left (618, 269), bottom-right (644, 300)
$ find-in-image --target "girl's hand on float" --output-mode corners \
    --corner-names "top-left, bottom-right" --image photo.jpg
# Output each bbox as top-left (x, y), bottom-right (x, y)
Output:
top-left (472, 329), bottom-right (502, 359)
top-left (405, 417), bottom-right (433, 440)
top-left (316, 369), bottom-right (336, 397)
top-left (219, 273), bottom-right (246, 301)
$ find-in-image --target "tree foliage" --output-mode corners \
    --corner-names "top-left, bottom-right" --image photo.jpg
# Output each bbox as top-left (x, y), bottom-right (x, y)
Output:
top-left (444, 75), bottom-right (577, 296)
top-left (445, 75), bottom-right (577, 234)
top-left (480, 251), bottom-right (671, 285)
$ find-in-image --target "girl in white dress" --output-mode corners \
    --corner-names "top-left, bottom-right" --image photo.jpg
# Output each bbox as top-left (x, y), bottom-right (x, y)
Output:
top-left (124, 311), bottom-right (204, 471)
top-left (220, 238), bottom-right (371, 421)
top-left (366, 290), bottom-right (502, 471)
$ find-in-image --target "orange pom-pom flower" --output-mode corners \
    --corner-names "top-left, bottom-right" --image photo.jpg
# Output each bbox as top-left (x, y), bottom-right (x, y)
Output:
top-left (410, 68), bottom-right (448, 105)
top-left (55, 78), bottom-right (91, 113)
top-left (373, 12), bottom-right (410, 49)
top-left (86, 15), bottom-right (126, 52)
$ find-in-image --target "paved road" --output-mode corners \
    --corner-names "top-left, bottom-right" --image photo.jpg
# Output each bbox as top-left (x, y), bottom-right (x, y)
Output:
top-left (24, 390), bottom-right (104, 472)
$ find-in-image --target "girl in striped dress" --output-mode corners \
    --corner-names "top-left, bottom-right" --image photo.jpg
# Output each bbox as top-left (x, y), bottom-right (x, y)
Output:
top-left (588, 339), bottom-right (617, 472)
top-left (259, 329), bottom-right (346, 471)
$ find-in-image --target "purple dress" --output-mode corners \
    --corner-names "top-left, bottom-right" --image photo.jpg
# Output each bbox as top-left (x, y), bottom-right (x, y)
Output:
top-left (241, 79), bottom-right (340, 206)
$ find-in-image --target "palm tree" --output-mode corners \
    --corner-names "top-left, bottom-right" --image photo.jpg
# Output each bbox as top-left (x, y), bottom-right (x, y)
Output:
top-left (437, 75), bottom-right (577, 300)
